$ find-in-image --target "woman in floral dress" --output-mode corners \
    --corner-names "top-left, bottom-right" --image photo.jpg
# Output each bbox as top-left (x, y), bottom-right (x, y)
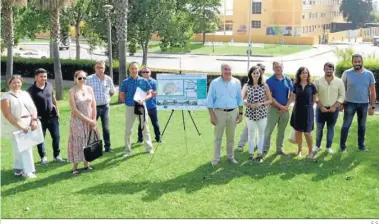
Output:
top-left (68, 70), bottom-right (97, 175)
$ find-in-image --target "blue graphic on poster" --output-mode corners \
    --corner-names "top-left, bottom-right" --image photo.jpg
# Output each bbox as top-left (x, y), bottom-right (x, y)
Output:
top-left (156, 73), bottom-right (208, 110)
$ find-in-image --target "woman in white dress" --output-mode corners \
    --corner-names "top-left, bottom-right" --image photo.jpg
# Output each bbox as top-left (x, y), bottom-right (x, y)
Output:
top-left (1, 75), bottom-right (39, 178)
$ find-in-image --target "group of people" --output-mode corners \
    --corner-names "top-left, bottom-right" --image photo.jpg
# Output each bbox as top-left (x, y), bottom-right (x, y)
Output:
top-left (207, 53), bottom-right (376, 165)
top-left (1, 54), bottom-right (376, 178)
top-left (1, 60), bottom-right (162, 177)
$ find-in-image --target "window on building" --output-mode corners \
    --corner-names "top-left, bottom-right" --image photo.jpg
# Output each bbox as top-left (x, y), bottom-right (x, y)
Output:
top-left (225, 23), bottom-right (233, 31)
top-left (252, 2), bottom-right (262, 14)
top-left (302, 14), bottom-right (305, 19)
top-left (251, 20), bottom-right (261, 28)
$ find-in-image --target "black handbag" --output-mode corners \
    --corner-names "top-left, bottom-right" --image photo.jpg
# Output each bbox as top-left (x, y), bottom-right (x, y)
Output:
top-left (83, 130), bottom-right (103, 162)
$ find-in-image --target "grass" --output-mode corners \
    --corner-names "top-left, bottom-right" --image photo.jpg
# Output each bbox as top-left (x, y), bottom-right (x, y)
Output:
top-left (1, 85), bottom-right (379, 218)
top-left (143, 42), bottom-right (312, 56)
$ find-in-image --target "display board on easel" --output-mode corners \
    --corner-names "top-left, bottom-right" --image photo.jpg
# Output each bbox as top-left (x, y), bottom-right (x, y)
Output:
top-left (156, 73), bottom-right (208, 110)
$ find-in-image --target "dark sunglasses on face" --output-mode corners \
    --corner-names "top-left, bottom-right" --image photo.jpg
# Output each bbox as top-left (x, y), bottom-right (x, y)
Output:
top-left (78, 77), bottom-right (87, 80)
top-left (141, 71), bottom-right (149, 73)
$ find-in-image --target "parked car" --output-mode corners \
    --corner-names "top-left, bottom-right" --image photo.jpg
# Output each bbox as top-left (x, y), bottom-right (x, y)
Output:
top-left (14, 50), bottom-right (48, 59)
top-left (58, 41), bottom-right (69, 50)
top-left (373, 36), bottom-right (379, 47)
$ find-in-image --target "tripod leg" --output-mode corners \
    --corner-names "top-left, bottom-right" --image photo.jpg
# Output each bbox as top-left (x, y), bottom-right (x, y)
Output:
top-left (182, 110), bottom-right (188, 155)
top-left (161, 109), bottom-right (175, 137)
top-left (188, 111), bottom-right (201, 136)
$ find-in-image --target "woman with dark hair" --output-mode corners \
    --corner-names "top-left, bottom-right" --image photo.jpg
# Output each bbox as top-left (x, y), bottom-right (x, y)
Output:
top-left (242, 66), bottom-right (272, 162)
top-left (290, 67), bottom-right (318, 158)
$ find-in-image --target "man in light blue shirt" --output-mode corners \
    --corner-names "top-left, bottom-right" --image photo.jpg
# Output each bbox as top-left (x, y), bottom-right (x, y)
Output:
top-left (86, 60), bottom-right (115, 152)
top-left (340, 54), bottom-right (376, 152)
top-left (207, 63), bottom-right (244, 166)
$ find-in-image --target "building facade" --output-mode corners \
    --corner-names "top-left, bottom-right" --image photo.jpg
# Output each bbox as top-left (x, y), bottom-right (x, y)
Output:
top-left (218, 0), bottom-right (344, 37)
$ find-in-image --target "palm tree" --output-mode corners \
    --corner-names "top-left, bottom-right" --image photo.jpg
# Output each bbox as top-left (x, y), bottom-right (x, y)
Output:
top-left (113, 0), bottom-right (127, 102)
top-left (1, 0), bottom-right (27, 82)
top-left (36, 0), bottom-right (74, 100)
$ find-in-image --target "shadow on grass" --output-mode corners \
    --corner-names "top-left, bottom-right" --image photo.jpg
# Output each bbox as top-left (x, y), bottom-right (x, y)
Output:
top-left (74, 152), bottom-right (359, 202)
top-left (0, 144), bottom-right (151, 196)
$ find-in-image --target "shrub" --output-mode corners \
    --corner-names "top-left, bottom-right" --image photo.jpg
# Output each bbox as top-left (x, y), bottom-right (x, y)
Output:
top-left (335, 60), bottom-right (379, 102)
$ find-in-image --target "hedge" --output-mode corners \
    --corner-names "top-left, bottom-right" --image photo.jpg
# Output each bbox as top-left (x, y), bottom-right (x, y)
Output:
top-left (335, 60), bottom-right (379, 102)
top-left (1, 57), bottom-right (297, 89)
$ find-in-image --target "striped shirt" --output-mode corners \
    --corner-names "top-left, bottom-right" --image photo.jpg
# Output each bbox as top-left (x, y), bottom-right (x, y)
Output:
top-left (86, 74), bottom-right (115, 106)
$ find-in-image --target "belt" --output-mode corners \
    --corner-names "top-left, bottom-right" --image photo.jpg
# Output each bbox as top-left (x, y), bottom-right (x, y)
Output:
top-left (97, 104), bottom-right (109, 107)
top-left (216, 108), bottom-right (235, 112)
top-left (21, 115), bottom-right (31, 118)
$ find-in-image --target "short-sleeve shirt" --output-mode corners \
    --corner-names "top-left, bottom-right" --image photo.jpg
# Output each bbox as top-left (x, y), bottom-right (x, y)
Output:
top-left (341, 68), bottom-right (376, 103)
top-left (27, 81), bottom-right (56, 120)
top-left (119, 76), bottom-right (152, 107)
top-left (293, 83), bottom-right (318, 106)
top-left (86, 74), bottom-right (115, 106)
top-left (145, 78), bottom-right (157, 110)
top-left (266, 75), bottom-right (294, 106)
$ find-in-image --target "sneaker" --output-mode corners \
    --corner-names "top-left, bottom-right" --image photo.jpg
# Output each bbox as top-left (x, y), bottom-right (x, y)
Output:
top-left (146, 150), bottom-right (154, 154)
top-left (41, 156), bottom-right (48, 165)
top-left (262, 151), bottom-right (268, 157)
top-left (359, 147), bottom-right (369, 152)
top-left (137, 140), bottom-right (143, 144)
top-left (277, 151), bottom-right (289, 156)
top-left (340, 148), bottom-right (347, 153)
top-left (23, 173), bottom-right (37, 179)
top-left (228, 158), bottom-right (238, 164)
top-left (122, 153), bottom-right (130, 158)
top-left (326, 148), bottom-right (335, 154)
top-left (236, 146), bottom-right (244, 152)
top-left (104, 149), bottom-right (114, 153)
top-left (248, 156), bottom-right (254, 161)
top-left (307, 152), bottom-right (314, 159)
top-left (312, 146), bottom-right (320, 153)
top-left (53, 156), bottom-right (65, 163)
top-left (211, 160), bottom-right (219, 166)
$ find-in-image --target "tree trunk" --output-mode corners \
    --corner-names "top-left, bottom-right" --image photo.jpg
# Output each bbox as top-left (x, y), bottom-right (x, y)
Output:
top-left (4, 6), bottom-right (14, 82)
top-left (115, 0), bottom-right (128, 103)
top-left (75, 23), bottom-right (80, 59)
top-left (50, 9), bottom-right (64, 100)
top-left (142, 40), bottom-right (148, 66)
top-left (202, 32), bottom-right (206, 45)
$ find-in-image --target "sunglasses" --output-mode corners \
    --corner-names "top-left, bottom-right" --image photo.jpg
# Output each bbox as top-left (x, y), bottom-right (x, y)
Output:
top-left (141, 71), bottom-right (149, 73)
top-left (77, 77), bottom-right (87, 80)
top-left (12, 74), bottom-right (21, 78)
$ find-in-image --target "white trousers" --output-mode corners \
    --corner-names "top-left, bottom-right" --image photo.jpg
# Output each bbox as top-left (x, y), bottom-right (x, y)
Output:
top-left (247, 117), bottom-right (267, 155)
top-left (12, 138), bottom-right (35, 174)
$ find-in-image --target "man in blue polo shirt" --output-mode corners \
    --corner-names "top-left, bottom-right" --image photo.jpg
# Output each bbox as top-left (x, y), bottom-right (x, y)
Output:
top-left (340, 54), bottom-right (376, 152)
top-left (137, 67), bottom-right (162, 143)
top-left (120, 62), bottom-right (154, 158)
top-left (262, 61), bottom-right (294, 156)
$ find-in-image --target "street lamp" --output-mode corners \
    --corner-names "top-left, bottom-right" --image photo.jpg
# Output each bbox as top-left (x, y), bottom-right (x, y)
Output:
top-left (103, 4), bottom-right (113, 79)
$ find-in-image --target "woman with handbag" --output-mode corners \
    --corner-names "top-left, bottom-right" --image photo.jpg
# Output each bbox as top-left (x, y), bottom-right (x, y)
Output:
top-left (68, 70), bottom-right (98, 175)
top-left (290, 67), bottom-right (318, 158)
top-left (1, 75), bottom-right (39, 179)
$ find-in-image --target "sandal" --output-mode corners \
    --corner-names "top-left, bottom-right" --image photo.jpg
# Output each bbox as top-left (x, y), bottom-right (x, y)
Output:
top-left (84, 166), bottom-right (94, 171)
top-left (72, 169), bottom-right (80, 175)
top-left (297, 149), bottom-right (303, 157)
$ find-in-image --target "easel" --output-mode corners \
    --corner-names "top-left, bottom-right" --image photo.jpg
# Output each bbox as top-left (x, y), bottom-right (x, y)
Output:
top-left (147, 62), bottom-right (205, 168)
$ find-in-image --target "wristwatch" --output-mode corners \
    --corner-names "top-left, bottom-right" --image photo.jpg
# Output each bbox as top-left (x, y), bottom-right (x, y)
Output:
top-left (239, 112), bottom-right (243, 115)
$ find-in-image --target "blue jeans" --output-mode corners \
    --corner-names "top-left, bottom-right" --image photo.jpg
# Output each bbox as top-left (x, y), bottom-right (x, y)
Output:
top-left (96, 104), bottom-right (111, 150)
top-left (315, 107), bottom-right (339, 148)
top-left (138, 107), bottom-right (161, 141)
top-left (340, 102), bottom-right (369, 150)
top-left (37, 116), bottom-right (60, 159)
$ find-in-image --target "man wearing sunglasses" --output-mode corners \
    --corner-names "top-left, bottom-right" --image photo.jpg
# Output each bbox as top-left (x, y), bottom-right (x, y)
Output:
top-left (236, 63), bottom-right (266, 152)
top-left (86, 60), bottom-right (115, 153)
top-left (137, 67), bottom-right (162, 143)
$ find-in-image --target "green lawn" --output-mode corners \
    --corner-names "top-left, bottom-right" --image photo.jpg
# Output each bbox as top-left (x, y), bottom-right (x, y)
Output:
top-left (144, 42), bottom-right (312, 56)
top-left (1, 87), bottom-right (379, 218)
